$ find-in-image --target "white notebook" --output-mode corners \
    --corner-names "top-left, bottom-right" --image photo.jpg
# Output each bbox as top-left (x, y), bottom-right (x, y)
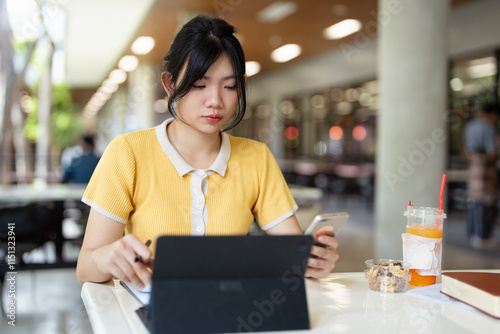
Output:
top-left (120, 281), bottom-right (151, 305)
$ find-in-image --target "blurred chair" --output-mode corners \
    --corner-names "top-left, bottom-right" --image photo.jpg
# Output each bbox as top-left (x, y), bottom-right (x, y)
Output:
top-left (62, 199), bottom-right (89, 250)
top-left (0, 203), bottom-right (53, 315)
top-left (0, 203), bottom-right (52, 260)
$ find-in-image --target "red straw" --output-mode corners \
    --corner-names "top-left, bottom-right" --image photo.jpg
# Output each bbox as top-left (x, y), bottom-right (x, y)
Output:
top-left (438, 174), bottom-right (446, 228)
top-left (439, 174), bottom-right (446, 211)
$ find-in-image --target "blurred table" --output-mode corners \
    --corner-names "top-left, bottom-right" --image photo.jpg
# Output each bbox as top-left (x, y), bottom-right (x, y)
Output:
top-left (0, 183), bottom-right (86, 203)
top-left (0, 183), bottom-right (87, 263)
top-left (81, 270), bottom-right (500, 334)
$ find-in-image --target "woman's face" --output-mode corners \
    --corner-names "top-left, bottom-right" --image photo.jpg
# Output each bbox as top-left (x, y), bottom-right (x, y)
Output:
top-left (164, 53), bottom-right (239, 135)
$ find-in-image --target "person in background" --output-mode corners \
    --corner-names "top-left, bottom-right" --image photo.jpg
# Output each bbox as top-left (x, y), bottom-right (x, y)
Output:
top-left (60, 141), bottom-right (83, 171)
top-left (464, 102), bottom-right (499, 249)
top-left (61, 135), bottom-right (100, 184)
top-left (76, 15), bottom-right (339, 290)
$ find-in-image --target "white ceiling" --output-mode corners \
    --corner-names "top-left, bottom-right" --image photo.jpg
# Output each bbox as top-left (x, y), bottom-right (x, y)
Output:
top-left (62, 0), bottom-right (155, 88)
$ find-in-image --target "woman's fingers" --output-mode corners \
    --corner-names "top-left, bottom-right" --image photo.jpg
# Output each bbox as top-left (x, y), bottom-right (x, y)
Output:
top-left (306, 235), bottom-right (340, 278)
top-left (95, 235), bottom-right (153, 289)
top-left (123, 235), bottom-right (153, 264)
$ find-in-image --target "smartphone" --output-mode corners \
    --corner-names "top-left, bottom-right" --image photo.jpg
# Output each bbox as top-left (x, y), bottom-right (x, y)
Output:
top-left (305, 212), bottom-right (349, 237)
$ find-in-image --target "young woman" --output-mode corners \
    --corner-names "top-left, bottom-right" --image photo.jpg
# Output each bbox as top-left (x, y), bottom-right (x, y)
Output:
top-left (76, 15), bottom-right (339, 289)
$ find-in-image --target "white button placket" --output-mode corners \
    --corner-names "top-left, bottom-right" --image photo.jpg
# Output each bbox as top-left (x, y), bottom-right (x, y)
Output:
top-left (191, 170), bottom-right (207, 235)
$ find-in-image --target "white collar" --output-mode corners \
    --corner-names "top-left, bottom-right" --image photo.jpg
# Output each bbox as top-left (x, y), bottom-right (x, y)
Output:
top-left (155, 118), bottom-right (230, 177)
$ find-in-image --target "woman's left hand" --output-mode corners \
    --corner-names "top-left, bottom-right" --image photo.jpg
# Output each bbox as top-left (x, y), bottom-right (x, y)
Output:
top-left (305, 231), bottom-right (339, 279)
top-left (265, 215), bottom-right (339, 278)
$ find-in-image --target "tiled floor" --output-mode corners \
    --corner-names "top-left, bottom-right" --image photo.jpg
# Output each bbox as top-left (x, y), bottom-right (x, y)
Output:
top-left (0, 268), bottom-right (92, 333)
top-left (1, 193), bottom-right (499, 333)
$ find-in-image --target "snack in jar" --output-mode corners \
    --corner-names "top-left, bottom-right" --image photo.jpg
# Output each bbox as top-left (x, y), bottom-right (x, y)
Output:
top-left (365, 259), bottom-right (411, 293)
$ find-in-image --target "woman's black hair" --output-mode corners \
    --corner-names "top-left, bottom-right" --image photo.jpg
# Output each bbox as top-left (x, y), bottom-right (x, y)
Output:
top-left (162, 15), bottom-right (246, 131)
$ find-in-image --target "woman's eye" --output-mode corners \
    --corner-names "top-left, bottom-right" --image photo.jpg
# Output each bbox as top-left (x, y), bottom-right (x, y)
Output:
top-left (225, 85), bottom-right (237, 90)
top-left (192, 85), bottom-right (205, 89)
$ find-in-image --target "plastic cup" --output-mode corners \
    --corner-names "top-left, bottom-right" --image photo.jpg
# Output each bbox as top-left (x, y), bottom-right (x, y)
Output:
top-left (404, 206), bottom-right (446, 286)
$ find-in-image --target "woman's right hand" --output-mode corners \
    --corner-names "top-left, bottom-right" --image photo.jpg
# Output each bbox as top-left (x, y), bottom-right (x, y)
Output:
top-left (77, 208), bottom-right (152, 289)
top-left (93, 234), bottom-right (153, 289)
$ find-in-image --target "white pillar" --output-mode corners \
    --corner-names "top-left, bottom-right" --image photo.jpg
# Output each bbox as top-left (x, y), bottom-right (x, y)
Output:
top-left (375, 0), bottom-right (450, 258)
top-left (126, 62), bottom-right (157, 131)
top-left (269, 97), bottom-right (285, 159)
top-left (109, 87), bottom-right (127, 138)
top-left (35, 39), bottom-right (54, 182)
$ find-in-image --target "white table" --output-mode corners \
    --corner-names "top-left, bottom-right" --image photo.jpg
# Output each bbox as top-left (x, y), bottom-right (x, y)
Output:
top-left (81, 271), bottom-right (500, 334)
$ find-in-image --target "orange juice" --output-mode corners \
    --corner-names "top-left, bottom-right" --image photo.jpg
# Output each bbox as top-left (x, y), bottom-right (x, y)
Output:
top-left (406, 225), bottom-right (442, 239)
top-left (406, 224), bottom-right (443, 286)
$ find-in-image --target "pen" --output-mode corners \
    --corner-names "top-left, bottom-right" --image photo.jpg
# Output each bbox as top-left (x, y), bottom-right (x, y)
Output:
top-left (134, 239), bottom-right (152, 263)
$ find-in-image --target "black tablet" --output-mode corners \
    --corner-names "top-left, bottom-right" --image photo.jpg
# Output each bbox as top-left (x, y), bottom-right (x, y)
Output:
top-left (139, 235), bottom-right (313, 334)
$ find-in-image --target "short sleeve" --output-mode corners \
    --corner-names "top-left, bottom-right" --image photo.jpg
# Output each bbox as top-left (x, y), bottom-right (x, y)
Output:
top-left (252, 144), bottom-right (297, 230)
top-left (82, 135), bottom-right (136, 223)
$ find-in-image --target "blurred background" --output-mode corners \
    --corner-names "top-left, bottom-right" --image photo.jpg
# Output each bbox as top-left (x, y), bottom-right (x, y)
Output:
top-left (0, 0), bottom-right (499, 332)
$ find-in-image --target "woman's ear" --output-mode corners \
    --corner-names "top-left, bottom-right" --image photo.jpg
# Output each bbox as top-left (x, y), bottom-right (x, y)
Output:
top-left (161, 72), bottom-right (175, 95)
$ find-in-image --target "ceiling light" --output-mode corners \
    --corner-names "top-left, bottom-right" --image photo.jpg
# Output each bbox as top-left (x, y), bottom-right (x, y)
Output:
top-left (449, 78), bottom-right (464, 91)
top-left (271, 44), bottom-right (301, 63)
top-left (89, 96), bottom-right (106, 108)
top-left (83, 106), bottom-right (98, 118)
top-left (153, 99), bottom-right (168, 114)
top-left (257, 1), bottom-right (297, 23)
top-left (246, 61), bottom-right (261, 77)
top-left (102, 79), bottom-right (119, 93)
top-left (98, 86), bottom-right (115, 95)
top-left (94, 90), bottom-right (111, 101)
top-left (323, 19), bottom-right (362, 40)
top-left (131, 36), bottom-right (155, 55)
top-left (108, 69), bottom-right (127, 84)
top-left (362, 80), bottom-right (379, 94)
top-left (97, 86), bottom-right (115, 97)
top-left (118, 55), bottom-right (139, 72)
top-left (467, 57), bottom-right (497, 78)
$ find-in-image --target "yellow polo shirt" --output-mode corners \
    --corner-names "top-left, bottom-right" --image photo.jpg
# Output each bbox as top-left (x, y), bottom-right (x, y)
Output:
top-left (82, 119), bottom-right (297, 251)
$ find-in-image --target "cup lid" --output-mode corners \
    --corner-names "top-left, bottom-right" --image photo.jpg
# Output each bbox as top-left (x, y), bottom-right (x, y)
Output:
top-left (403, 206), bottom-right (446, 219)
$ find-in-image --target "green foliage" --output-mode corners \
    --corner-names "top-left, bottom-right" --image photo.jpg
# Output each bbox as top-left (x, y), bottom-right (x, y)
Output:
top-left (51, 82), bottom-right (81, 148)
top-left (23, 83), bottom-right (82, 148)
top-left (24, 95), bottom-right (39, 142)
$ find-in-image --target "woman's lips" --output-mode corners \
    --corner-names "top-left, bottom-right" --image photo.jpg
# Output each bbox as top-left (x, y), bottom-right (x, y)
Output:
top-left (204, 114), bottom-right (222, 123)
